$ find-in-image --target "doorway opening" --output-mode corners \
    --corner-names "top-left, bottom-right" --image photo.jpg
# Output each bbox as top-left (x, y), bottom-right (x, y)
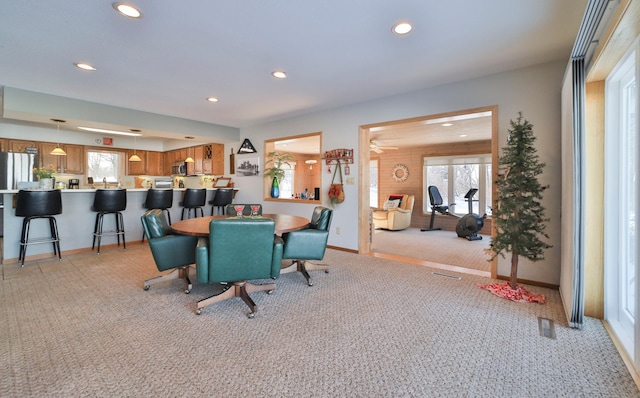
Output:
top-left (358, 106), bottom-right (498, 278)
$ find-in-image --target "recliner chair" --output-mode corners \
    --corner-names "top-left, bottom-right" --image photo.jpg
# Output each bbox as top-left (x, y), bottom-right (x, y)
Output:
top-left (195, 218), bottom-right (283, 318)
top-left (281, 206), bottom-right (333, 286)
top-left (371, 194), bottom-right (415, 231)
top-left (141, 209), bottom-right (199, 293)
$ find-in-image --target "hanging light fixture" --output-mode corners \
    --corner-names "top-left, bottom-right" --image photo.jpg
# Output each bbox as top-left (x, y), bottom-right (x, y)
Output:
top-left (305, 159), bottom-right (317, 170)
top-left (184, 136), bottom-right (195, 163)
top-left (129, 134), bottom-right (142, 162)
top-left (50, 119), bottom-right (67, 156)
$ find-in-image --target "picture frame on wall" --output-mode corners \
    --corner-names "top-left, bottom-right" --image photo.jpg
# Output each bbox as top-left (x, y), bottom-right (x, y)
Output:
top-left (235, 157), bottom-right (260, 176)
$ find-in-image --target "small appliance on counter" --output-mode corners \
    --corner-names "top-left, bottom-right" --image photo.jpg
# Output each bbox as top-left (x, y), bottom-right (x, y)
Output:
top-left (155, 178), bottom-right (172, 189)
top-left (68, 179), bottom-right (80, 189)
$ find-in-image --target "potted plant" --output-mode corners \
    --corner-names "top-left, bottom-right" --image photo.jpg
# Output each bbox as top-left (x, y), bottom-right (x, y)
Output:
top-left (264, 151), bottom-right (294, 198)
top-left (33, 164), bottom-right (57, 190)
top-left (482, 113), bottom-right (552, 303)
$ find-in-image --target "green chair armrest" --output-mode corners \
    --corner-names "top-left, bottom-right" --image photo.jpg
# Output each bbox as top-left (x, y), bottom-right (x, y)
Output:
top-left (282, 229), bottom-right (329, 260)
top-left (148, 235), bottom-right (198, 272)
top-left (196, 245), bottom-right (209, 283)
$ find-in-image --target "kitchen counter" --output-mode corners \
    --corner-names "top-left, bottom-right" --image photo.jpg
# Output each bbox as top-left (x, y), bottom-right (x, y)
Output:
top-left (1, 188), bottom-right (237, 264)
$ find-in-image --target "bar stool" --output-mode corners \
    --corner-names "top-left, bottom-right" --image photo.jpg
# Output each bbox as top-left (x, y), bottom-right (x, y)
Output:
top-left (209, 188), bottom-right (234, 216)
top-left (180, 188), bottom-right (206, 220)
top-left (92, 189), bottom-right (127, 254)
top-left (142, 188), bottom-right (174, 242)
top-left (16, 189), bottom-right (62, 266)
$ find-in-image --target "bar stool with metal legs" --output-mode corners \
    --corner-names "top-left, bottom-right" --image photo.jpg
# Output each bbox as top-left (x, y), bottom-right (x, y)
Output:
top-left (142, 188), bottom-right (173, 242)
top-left (92, 189), bottom-right (127, 254)
top-left (209, 188), bottom-right (234, 216)
top-left (16, 189), bottom-right (63, 266)
top-left (180, 188), bottom-right (206, 220)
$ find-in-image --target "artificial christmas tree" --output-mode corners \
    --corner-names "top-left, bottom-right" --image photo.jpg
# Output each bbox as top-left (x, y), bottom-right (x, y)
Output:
top-left (481, 113), bottom-right (552, 302)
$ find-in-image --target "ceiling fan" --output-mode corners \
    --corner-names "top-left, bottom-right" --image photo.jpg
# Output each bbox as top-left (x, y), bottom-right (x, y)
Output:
top-left (369, 140), bottom-right (399, 153)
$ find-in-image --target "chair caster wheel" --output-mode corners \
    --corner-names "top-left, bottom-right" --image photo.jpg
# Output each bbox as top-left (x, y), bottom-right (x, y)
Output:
top-left (324, 270), bottom-right (329, 273)
top-left (143, 285), bottom-right (150, 291)
top-left (247, 312), bottom-right (255, 319)
top-left (195, 309), bottom-right (202, 315)
top-left (267, 290), bottom-right (274, 295)
top-left (184, 289), bottom-right (190, 294)
top-left (307, 281), bottom-right (314, 287)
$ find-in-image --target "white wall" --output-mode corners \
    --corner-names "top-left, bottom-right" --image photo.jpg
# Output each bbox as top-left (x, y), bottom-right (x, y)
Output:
top-left (236, 60), bottom-right (566, 285)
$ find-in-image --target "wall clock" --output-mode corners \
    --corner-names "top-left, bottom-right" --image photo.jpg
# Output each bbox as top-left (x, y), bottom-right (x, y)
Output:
top-left (392, 164), bottom-right (409, 182)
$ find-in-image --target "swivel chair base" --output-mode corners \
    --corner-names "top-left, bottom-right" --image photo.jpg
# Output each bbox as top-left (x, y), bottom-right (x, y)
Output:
top-left (195, 281), bottom-right (276, 318)
top-left (143, 265), bottom-right (193, 294)
top-left (281, 260), bottom-right (329, 286)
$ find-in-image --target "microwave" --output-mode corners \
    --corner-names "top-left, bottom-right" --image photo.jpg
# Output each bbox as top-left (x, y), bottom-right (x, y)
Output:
top-left (172, 162), bottom-right (186, 175)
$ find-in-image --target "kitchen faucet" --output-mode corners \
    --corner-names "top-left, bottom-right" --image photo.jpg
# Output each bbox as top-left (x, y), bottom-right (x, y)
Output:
top-left (103, 177), bottom-right (107, 189)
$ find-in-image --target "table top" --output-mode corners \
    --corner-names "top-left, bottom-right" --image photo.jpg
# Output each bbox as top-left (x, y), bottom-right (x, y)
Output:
top-left (170, 214), bottom-right (310, 236)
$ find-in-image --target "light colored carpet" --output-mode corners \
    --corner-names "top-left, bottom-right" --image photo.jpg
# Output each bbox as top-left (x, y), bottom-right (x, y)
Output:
top-left (372, 227), bottom-right (491, 272)
top-left (0, 245), bottom-right (637, 397)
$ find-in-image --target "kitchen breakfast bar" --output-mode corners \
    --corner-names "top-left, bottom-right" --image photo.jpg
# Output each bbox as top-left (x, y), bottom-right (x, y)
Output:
top-left (0, 188), bottom-right (230, 264)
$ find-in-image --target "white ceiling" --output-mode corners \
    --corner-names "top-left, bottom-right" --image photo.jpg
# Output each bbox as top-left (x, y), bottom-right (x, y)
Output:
top-left (0, 1), bottom-right (587, 143)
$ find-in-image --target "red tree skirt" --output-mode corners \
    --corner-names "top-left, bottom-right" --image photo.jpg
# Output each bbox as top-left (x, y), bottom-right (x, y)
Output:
top-left (478, 282), bottom-right (546, 304)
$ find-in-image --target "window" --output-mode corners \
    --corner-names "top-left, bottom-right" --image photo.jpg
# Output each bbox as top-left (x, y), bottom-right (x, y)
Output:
top-left (423, 155), bottom-right (492, 216)
top-left (86, 150), bottom-right (125, 184)
top-left (279, 163), bottom-right (296, 199)
top-left (369, 159), bottom-right (379, 207)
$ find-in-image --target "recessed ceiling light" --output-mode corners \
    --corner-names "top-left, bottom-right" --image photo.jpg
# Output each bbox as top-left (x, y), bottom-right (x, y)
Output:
top-left (459, 134), bottom-right (468, 138)
top-left (74, 62), bottom-right (97, 71)
top-left (442, 123), bottom-right (454, 127)
top-left (113, 3), bottom-right (142, 18)
top-left (392, 22), bottom-right (412, 35)
top-left (206, 97), bottom-right (219, 103)
top-left (272, 71), bottom-right (287, 79)
top-left (78, 126), bottom-right (142, 136)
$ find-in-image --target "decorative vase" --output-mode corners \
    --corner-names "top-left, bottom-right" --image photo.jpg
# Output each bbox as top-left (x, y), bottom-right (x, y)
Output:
top-left (270, 176), bottom-right (280, 198)
top-left (39, 178), bottom-right (54, 190)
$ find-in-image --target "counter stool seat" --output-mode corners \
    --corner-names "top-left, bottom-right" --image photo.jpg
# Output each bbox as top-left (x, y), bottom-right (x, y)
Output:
top-left (142, 188), bottom-right (174, 242)
top-left (16, 190), bottom-right (63, 266)
top-left (180, 188), bottom-right (206, 220)
top-left (92, 189), bottom-right (127, 254)
top-left (209, 188), bottom-right (234, 216)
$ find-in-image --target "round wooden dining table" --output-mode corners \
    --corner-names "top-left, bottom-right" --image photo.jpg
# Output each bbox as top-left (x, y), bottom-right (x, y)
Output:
top-left (170, 214), bottom-right (310, 236)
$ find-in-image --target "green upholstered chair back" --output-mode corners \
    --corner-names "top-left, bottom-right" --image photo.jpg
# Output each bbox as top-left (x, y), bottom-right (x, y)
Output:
top-left (141, 209), bottom-right (171, 239)
top-left (309, 206), bottom-right (333, 231)
top-left (224, 203), bottom-right (263, 217)
top-left (141, 209), bottom-right (198, 271)
top-left (197, 218), bottom-right (282, 283)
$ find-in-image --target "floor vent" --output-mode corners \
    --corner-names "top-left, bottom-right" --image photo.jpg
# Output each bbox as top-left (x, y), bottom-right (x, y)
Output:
top-left (431, 272), bottom-right (461, 280)
top-left (538, 317), bottom-right (556, 339)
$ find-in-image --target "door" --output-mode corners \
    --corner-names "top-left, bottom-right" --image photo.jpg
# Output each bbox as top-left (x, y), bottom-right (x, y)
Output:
top-left (604, 48), bottom-right (638, 361)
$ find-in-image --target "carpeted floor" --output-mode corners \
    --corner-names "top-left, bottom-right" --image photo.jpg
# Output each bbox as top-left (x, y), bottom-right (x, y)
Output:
top-left (372, 227), bottom-right (492, 272)
top-left (0, 244), bottom-right (638, 397)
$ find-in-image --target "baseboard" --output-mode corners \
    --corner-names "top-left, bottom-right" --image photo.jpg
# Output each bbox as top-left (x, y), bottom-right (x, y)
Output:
top-left (2, 240), bottom-right (145, 265)
top-left (326, 245), bottom-right (357, 254)
top-left (495, 274), bottom-right (559, 290)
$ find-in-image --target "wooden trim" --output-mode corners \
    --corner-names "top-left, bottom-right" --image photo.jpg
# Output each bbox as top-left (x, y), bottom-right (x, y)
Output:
top-left (584, 81), bottom-right (605, 319)
top-left (587, 0), bottom-right (638, 82)
top-left (326, 245), bottom-right (358, 254)
top-left (495, 274), bottom-right (559, 290)
top-left (603, 321), bottom-right (640, 390)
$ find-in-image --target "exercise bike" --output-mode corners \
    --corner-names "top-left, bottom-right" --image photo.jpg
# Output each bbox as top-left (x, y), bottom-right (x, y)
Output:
top-left (421, 186), bottom-right (485, 241)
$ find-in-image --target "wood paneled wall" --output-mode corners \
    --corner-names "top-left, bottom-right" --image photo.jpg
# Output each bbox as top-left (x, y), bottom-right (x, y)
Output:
top-left (373, 140), bottom-right (493, 232)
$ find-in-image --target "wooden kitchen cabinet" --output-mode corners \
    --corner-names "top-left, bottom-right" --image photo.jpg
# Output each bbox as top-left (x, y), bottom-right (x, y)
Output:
top-left (211, 143), bottom-right (224, 175)
top-left (192, 145), bottom-right (204, 174)
top-left (0, 139), bottom-right (7, 151)
top-left (9, 139), bottom-right (37, 153)
top-left (146, 151), bottom-right (164, 176)
top-left (127, 150), bottom-right (147, 175)
top-left (64, 144), bottom-right (85, 174)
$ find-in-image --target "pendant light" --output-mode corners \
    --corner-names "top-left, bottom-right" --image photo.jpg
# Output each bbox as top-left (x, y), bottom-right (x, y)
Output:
top-left (129, 135), bottom-right (142, 162)
top-left (184, 136), bottom-right (195, 163)
top-left (50, 119), bottom-right (67, 156)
